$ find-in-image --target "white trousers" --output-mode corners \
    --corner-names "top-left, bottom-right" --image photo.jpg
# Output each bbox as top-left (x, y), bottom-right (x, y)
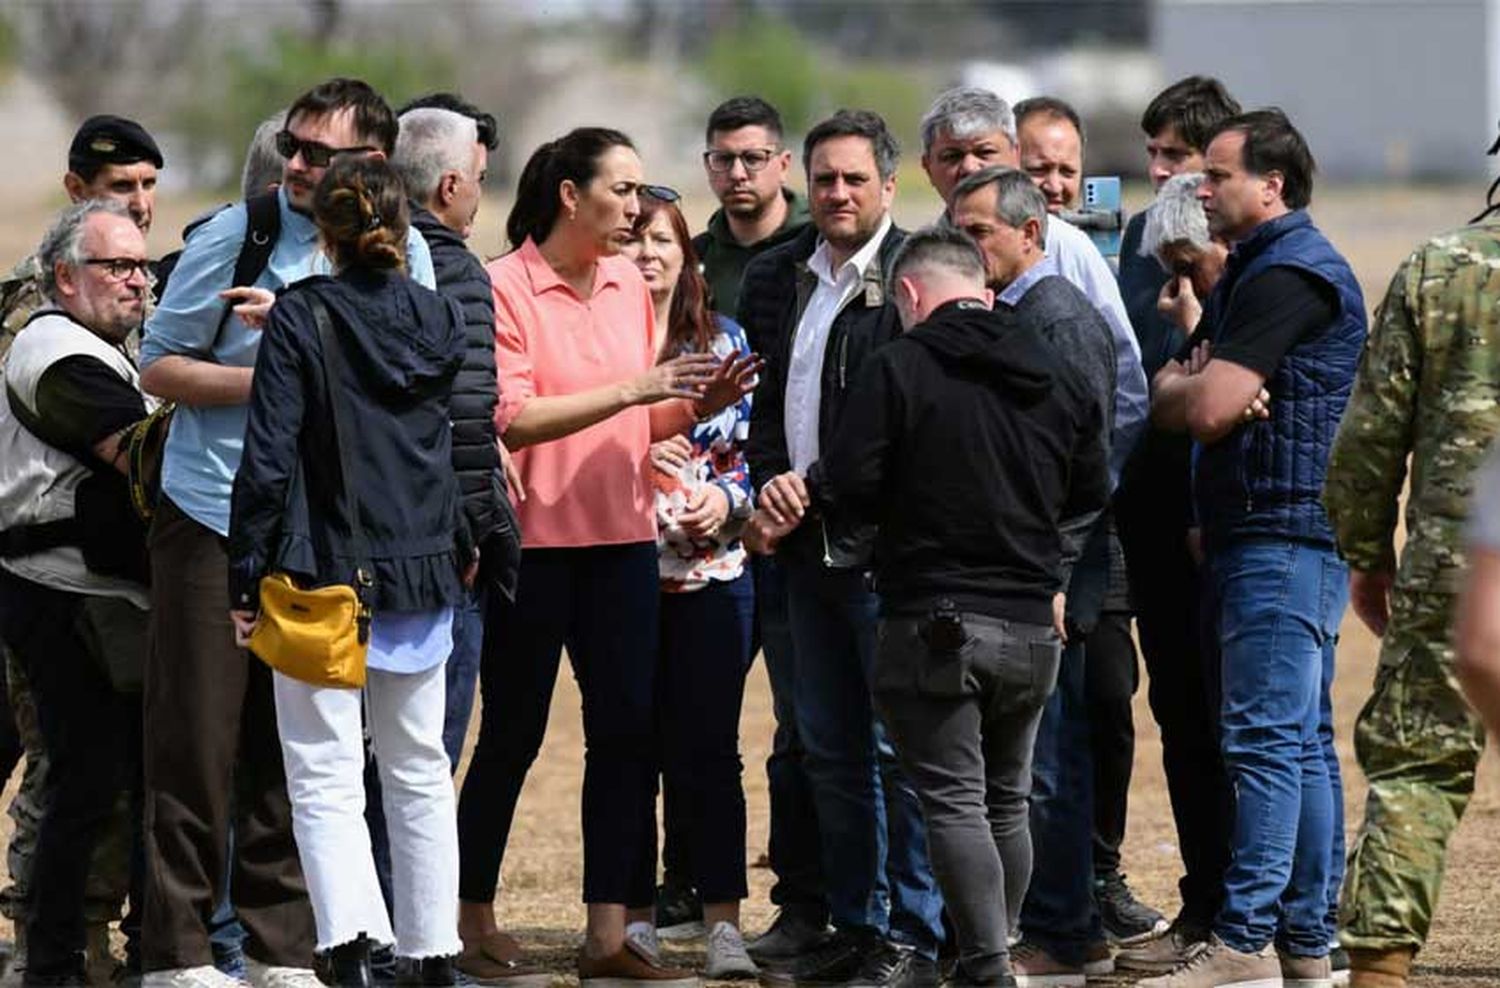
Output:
top-left (273, 663), bottom-right (461, 957)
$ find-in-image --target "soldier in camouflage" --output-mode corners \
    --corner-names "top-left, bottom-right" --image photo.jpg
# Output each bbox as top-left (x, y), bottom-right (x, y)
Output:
top-left (1322, 213), bottom-right (1500, 988)
top-left (0, 114), bottom-right (162, 985)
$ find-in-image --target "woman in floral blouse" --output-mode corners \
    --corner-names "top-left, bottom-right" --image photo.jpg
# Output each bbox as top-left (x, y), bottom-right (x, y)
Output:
top-left (618, 191), bottom-right (758, 980)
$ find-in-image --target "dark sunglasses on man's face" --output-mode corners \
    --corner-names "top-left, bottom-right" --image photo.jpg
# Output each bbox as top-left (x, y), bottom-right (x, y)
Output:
top-left (703, 148), bottom-right (779, 174)
top-left (275, 130), bottom-right (376, 168)
top-left (640, 184), bottom-right (681, 203)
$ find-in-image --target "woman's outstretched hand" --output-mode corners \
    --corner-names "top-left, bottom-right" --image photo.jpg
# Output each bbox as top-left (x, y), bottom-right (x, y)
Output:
top-left (692, 350), bottom-right (763, 419)
top-left (626, 352), bottom-right (722, 405)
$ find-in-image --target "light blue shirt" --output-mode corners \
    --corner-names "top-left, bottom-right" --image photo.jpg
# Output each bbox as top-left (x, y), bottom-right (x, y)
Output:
top-left (367, 607), bottom-right (454, 674)
top-left (141, 186), bottom-right (434, 536)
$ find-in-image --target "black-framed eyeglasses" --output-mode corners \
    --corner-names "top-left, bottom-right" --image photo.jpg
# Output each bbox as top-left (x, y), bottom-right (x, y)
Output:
top-left (274, 130), bottom-right (376, 168)
top-left (703, 147), bottom-right (780, 174)
top-left (641, 184), bottom-right (681, 203)
top-left (83, 257), bottom-right (151, 282)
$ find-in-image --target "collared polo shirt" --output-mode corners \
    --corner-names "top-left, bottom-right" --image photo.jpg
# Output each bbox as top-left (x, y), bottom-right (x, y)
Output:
top-left (784, 213), bottom-right (892, 474)
top-left (141, 186), bottom-right (435, 536)
top-left (489, 238), bottom-right (661, 548)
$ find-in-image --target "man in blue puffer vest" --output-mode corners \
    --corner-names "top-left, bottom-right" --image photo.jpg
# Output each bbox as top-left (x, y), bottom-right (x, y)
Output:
top-left (1145, 108), bottom-right (1367, 988)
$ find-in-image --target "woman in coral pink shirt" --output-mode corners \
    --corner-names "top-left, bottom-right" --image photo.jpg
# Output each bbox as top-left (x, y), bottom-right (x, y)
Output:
top-left (455, 128), bottom-right (756, 988)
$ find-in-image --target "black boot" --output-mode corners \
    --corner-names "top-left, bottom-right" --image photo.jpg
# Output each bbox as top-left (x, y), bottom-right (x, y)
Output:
top-left (395, 955), bottom-right (458, 987)
top-left (316, 932), bottom-right (374, 988)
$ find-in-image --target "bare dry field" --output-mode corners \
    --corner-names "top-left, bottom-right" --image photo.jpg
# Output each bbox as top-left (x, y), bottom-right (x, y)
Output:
top-left (0, 183), bottom-right (1495, 985)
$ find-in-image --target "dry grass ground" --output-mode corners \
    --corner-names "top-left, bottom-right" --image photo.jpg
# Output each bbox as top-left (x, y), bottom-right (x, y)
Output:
top-left (0, 183), bottom-right (1495, 985)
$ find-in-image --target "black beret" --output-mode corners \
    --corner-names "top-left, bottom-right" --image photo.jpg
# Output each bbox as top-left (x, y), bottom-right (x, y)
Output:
top-left (68, 115), bottom-right (164, 173)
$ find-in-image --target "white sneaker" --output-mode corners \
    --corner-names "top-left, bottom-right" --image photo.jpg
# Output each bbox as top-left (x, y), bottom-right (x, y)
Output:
top-left (245, 959), bottom-right (321, 988)
top-left (142, 966), bottom-right (250, 988)
top-left (704, 923), bottom-right (757, 981)
top-left (625, 922), bottom-right (661, 963)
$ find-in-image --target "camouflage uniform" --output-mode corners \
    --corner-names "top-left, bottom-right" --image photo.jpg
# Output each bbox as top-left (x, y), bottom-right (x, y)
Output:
top-left (0, 257), bottom-right (133, 956)
top-left (1323, 221), bottom-right (1500, 953)
top-left (0, 255), bottom-right (46, 360)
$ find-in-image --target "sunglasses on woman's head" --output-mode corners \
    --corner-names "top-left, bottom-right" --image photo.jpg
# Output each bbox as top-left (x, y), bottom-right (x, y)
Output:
top-left (640, 184), bottom-right (681, 203)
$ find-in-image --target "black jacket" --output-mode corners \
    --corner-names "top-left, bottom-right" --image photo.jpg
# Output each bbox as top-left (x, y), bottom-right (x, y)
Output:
top-left (740, 222), bottom-right (906, 567)
top-left (228, 271), bottom-right (469, 613)
top-left (808, 298), bottom-right (1110, 622)
top-left (410, 205), bottom-right (521, 600)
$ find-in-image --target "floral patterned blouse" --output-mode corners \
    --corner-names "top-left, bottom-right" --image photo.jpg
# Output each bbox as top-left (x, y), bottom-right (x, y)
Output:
top-left (655, 315), bottom-right (754, 593)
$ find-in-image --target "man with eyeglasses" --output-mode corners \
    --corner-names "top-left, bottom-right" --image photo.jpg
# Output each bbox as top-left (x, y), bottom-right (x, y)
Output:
top-left (693, 97), bottom-right (810, 332)
top-left (137, 77), bottom-right (434, 988)
top-left (0, 200), bottom-right (158, 987)
top-left (0, 111), bottom-right (164, 986)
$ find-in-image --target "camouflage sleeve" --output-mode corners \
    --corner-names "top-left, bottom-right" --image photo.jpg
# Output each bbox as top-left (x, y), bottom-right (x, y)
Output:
top-left (1324, 249), bottom-right (1423, 573)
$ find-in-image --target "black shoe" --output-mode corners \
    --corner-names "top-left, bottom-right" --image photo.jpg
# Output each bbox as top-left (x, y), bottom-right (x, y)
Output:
top-left (783, 928), bottom-right (872, 986)
top-left (654, 883), bottom-right (705, 941)
top-left (1094, 872), bottom-right (1167, 946)
top-left (901, 953), bottom-right (940, 988)
top-left (396, 956), bottom-right (465, 987)
top-left (316, 933), bottom-right (374, 988)
top-left (837, 941), bottom-right (910, 988)
top-left (21, 953), bottom-right (87, 987)
top-left (748, 909), bottom-right (833, 967)
top-left (371, 945), bottom-right (398, 985)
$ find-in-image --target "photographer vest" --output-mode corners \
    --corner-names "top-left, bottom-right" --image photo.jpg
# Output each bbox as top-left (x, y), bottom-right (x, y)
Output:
top-left (0, 310), bottom-right (150, 607)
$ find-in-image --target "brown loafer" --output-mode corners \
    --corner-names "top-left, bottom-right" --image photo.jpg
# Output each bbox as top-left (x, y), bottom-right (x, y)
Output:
top-left (578, 940), bottom-right (699, 988)
top-left (456, 934), bottom-right (553, 988)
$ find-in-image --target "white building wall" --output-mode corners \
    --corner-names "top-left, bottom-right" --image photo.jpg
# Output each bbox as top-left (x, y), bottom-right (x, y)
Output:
top-left (1154, 0), bottom-right (1491, 179)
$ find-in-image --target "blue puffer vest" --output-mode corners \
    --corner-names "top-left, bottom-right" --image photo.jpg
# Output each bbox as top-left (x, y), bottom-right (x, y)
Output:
top-left (1195, 210), bottom-right (1367, 550)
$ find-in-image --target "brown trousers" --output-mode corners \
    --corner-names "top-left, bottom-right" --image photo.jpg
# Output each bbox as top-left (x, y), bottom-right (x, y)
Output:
top-left (141, 496), bottom-right (315, 971)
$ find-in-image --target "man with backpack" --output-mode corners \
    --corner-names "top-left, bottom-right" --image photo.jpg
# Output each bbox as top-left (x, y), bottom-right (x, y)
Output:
top-left (136, 78), bottom-right (434, 988)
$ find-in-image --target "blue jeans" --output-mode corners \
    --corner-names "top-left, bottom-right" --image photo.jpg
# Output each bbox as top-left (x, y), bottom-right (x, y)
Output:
top-left (442, 590), bottom-right (486, 772)
top-left (1209, 538), bottom-right (1347, 956)
top-left (782, 560), bottom-right (944, 957)
top-left (1018, 639), bottom-right (1101, 964)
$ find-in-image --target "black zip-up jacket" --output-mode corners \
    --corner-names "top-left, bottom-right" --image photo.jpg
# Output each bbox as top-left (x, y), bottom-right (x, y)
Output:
top-left (807, 298), bottom-right (1110, 622)
top-left (228, 271), bottom-right (470, 613)
top-left (410, 205), bottom-right (521, 600)
top-left (740, 222), bottom-right (906, 568)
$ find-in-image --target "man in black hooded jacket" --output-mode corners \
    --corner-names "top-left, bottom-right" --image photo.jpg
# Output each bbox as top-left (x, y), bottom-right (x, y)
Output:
top-left (393, 103), bottom-right (522, 767)
top-left (748, 224), bottom-right (1108, 985)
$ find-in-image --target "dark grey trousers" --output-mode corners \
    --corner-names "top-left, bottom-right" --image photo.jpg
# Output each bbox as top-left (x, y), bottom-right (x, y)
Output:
top-left (874, 612), bottom-right (1062, 981)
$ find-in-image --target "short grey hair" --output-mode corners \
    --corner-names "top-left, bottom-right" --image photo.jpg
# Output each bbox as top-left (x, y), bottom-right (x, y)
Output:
top-left (920, 86), bottom-right (1016, 154)
top-left (1140, 172), bottom-right (1210, 267)
top-left (393, 107), bottom-right (481, 204)
top-left (887, 224), bottom-right (988, 295)
top-left (949, 166), bottom-right (1049, 250)
top-left (242, 110), bottom-right (287, 200)
top-left (37, 199), bottom-right (134, 302)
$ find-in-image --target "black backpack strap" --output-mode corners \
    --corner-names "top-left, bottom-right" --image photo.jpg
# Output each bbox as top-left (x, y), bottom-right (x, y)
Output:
top-left (207, 191), bottom-right (283, 349)
top-left (307, 292), bottom-right (374, 642)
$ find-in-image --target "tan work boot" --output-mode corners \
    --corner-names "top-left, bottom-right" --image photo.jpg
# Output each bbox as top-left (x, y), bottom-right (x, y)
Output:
top-left (1137, 934), bottom-right (1281, 988)
top-left (1347, 947), bottom-right (1413, 988)
top-left (85, 922), bottom-right (118, 985)
top-left (1278, 950), bottom-right (1332, 988)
